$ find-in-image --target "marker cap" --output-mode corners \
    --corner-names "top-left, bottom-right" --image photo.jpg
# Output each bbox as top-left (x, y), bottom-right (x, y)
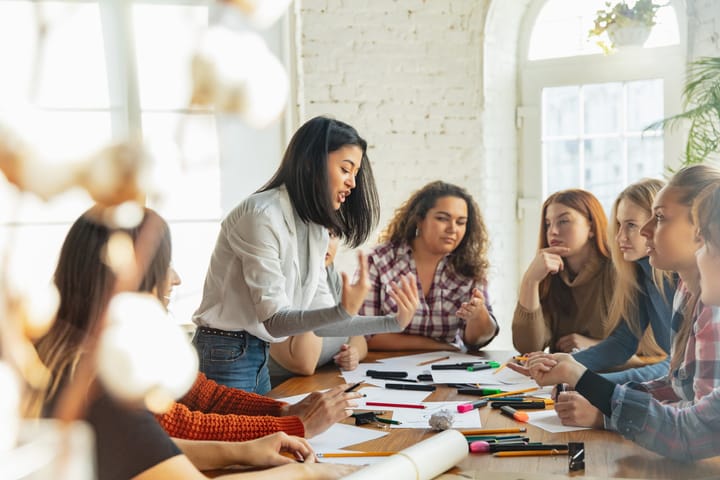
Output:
top-left (457, 404), bottom-right (474, 413)
top-left (469, 441), bottom-right (491, 453)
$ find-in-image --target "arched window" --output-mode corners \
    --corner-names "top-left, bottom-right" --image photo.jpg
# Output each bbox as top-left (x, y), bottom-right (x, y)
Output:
top-left (516, 0), bottom-right (685, 268)
top-left (528, 0), bottom-right (680, 60)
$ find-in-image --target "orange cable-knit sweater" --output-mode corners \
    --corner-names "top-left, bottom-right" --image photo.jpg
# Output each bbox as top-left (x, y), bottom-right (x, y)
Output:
top-left (155, 373), bottom-right (305, 441)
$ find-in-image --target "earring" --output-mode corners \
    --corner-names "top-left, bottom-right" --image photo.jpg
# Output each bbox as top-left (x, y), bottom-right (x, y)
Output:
top-left (415, 227), bottom-right (420, 237)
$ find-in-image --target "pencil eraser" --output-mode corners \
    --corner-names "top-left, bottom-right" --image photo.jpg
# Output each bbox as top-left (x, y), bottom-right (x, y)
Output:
top-left (469, 441), bottom-right (491, 453)
top-left (457, 404), bottom-right (474, 413)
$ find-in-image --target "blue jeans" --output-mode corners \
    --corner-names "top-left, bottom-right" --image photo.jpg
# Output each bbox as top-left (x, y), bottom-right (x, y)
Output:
top-left (192, 327), bottom-right (271, 394)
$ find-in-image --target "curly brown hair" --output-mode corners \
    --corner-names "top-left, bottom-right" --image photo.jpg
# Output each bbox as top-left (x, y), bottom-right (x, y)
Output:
top-left (379, 181), bottom-right (490, 283)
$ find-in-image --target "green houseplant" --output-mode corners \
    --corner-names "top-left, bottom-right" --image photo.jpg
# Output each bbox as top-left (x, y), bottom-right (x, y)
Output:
top-left (589, 0), bottom-right (661, 53)
top-left (649, 57), bottom-right (720, 167)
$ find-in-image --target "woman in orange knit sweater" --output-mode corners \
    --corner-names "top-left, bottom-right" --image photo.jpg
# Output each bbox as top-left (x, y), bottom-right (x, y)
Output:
top-left (33, 207), bottom-right (361, 444)
top-left (160, 372), bottom-right (355, 440)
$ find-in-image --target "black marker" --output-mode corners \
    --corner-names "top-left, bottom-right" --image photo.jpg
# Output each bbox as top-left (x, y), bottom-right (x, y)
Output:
top-left (385, 383), bottom-right (436, 392)
top-left (366, 370), bottom-right (407, 378)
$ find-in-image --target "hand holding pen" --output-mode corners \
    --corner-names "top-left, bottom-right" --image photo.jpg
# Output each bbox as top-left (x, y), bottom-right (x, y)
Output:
top-left (281, 384), bottom-right (362, 438)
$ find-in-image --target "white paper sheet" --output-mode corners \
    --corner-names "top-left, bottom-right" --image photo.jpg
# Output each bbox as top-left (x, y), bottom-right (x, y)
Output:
top-left (356, 386), bottom-right (432, 409)
top-left (308, 423), bottom-right (388, 451)
top-left (389, 401), bottom-right (482, 429)
top-left (343, 430), bottom-right (468, 480)
top-left (526, 409), bottom-right (592, 433)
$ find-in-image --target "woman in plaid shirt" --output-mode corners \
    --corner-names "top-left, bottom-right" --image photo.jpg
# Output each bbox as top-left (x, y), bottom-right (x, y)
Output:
top-left (521, 166), bottom-right (720, 460)
top-left (361, 181), bottom-right (499, 351)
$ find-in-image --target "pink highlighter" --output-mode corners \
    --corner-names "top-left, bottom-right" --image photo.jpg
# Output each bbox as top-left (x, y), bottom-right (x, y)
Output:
top-left (457, 398), bottom-right (489, 413)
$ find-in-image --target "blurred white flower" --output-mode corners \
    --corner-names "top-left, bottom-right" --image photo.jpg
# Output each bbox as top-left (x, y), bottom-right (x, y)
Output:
top-left (97, 293), bottom-right (198, 411)
top-left (79, 141), bottom-right (151, 207)
top-left (225, 0), bottom-right (292, 29)
top-left (0, 121), bottom-right (154, 207)
top-left (191, 26), bottom-right (288, 128)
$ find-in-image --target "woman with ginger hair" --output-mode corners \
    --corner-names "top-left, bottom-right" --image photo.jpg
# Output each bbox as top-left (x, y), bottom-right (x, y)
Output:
top-left (512, 189), bottom-right (614, 354)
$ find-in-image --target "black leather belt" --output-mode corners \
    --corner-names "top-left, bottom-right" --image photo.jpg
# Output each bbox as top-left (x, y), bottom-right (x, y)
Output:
top-left (196, 326), bottom-right (246, 339)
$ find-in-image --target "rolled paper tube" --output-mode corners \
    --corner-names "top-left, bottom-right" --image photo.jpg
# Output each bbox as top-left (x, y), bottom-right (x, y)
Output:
top-left (342, 429), bottom-right (468, 480)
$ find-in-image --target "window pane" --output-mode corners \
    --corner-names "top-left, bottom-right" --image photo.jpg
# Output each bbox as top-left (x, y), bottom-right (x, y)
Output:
top-left (0, 2), bottom-right (37, 105)
top-left (0, 2), bottom-right (109, 108)
top-left (133, 4), bottom-right (209, 110)
top-left (584, 83), bottom-right (622, 135)
top-left (166, 221), bottom-right (219, 325)
top-left (543, 86), bottom-right (579, 137)
top-left (584, 138), bottom-right (623, 211)
top-left (545, 140), bottom-right (579, 194)
top-left (143, 113), bottom-right (221, 221)
top-left (627, 79), bottom-right (664, 132)
top-left (628, 136), bottom-right (664, 180)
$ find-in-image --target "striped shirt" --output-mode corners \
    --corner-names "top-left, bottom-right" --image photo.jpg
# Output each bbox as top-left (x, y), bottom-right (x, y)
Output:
top-left (359, 242), bottom-right (497, 347)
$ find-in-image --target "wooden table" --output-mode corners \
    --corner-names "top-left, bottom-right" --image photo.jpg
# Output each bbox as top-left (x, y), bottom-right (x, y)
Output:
top-left (268, 351), bottom-right (720, 479)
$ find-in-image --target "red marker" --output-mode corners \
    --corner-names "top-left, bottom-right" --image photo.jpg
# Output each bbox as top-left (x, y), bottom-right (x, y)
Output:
top-left (366, 401), bottom-right (426, 409)
top-left (499, 405), bottom-right (529, 423)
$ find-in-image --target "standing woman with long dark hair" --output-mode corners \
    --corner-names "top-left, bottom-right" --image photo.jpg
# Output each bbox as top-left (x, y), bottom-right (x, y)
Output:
top-left (193, 116), bottom-right (419, 394)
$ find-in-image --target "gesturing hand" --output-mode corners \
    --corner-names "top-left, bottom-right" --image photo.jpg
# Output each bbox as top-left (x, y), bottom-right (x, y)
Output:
top-left (456, 288), bottom-right (486, 322)
top-left (389, 273), bottom-right (420, 329)
top-left (341, 251), bottom-right (370, 316)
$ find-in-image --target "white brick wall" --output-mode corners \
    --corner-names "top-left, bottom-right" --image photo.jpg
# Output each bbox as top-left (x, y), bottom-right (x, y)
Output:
top-left (688, 0), bottom-right (720, 58)
top-left (295, 0), bottom-right (528, 350)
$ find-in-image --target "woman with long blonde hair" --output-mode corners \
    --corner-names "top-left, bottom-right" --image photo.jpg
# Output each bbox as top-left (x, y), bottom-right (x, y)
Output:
top-left (573, 178), bottom-right (676, 384)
